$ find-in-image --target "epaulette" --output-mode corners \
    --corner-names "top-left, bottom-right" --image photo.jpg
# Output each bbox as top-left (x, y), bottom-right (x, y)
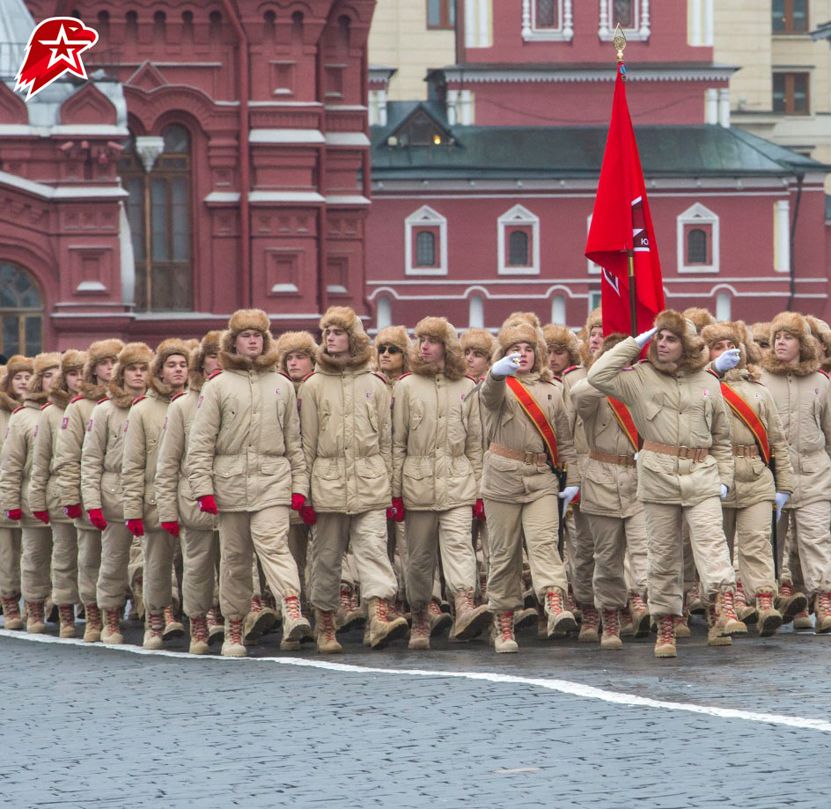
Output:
top-left (208, 369), bottom-right (223, 380)
top-left (170, 391), bottom-right (187, 402)
top-left (465, 374), bottom-right (478, 383)
top-left (819, 369), bottom-right (830, 379)
top-left (70, 394), bottom-right (84, 404)
top-left (372, 371), bottom-right (389, 384)
top-left (397, 372), bottom-right (412, 381)
top-left (563, 365), bottom-right (582, 375)
top-left (12, 405), bottom-right (23, 414)
top-left (301, 370), bottom-right (316, 382)
top-left (40, 402), bottom-right (52, 410)
top-left (706, 368), bottom-right (720, 379)
top-left (131, 395), bottom-right (146, 406)
top-left (97, 396), bottom-right (108, 404)
top-left (637, 358), bottom-right (650, 364)
top-left (279, 371), bottom-right (292, 381)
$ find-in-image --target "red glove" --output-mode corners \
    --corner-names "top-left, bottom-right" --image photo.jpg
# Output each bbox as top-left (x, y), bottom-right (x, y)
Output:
top-left (87, 509), bottom-right (107, 530)
top-left (291, 493), bottom-right (306, 511)
top-left (126, 519), bottom-right (145, 537)
top-left (33, 510), bottom-right (50, 525)
top-left (473, 499), bottom-right (486, 522)
top-left (161, 521), bottom-right (180, 538)
top-left (198, 495), bottom-right (218, 515)
top-left (390, 497), bottom-right (405, 523)
top-left (299, 504), bottom-right (317, 526)
top-left (6, 508), bottom-right (22, 522)
top-left (64, 503), bottom-right (82, 519)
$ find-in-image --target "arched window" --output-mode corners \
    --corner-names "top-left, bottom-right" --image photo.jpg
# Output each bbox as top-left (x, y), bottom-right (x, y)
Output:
top-left (687, 228), bottom-right (708, 264)
top-left (210, 11), bottom-right (223, 42)
top-left (0, 263), bottom-right (43, 355)
top-left (153, 11), bottom-right (166, 40)
top-left (182, 11), bottom-right (194, 41)
top-left (125, 11), bottom-right (138, 40)
top-left (415, 231), bottom-right (436, 267)
top-left (97, 11), bottom-right (110, 39)
top-left (118, 125), bottom-right (193, 311)
top-left (469, 295), bottom-right (484, 328)
top-left (264, 10), bottom-right (276, 42)
top-left (613, 0), bottom-right (634, 28)
top-left (508, 230), bottom-right (529, 267)
top-left (376, 298), bottom-right (392, 330)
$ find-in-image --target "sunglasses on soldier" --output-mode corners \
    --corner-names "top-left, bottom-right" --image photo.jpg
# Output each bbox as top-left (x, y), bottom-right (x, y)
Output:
top-left (378, 345), bottom-right (401, 354)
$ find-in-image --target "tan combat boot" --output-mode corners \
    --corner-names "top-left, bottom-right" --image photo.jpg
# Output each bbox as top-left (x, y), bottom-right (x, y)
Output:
top-left (600, 608), bottom-right (623, 650)
top-left (513, 605), bottom-right (538, 632)
top-left (735, 581), bottom-right (757, 625)
top-left (281, 595), bottom-right (312, 642)
top-left (131, 574), bottom-right (144, 622)
top-left (206, 607), bottom-right (224, 647)
top-left (1, 596), bottom-right (23, 631)
top-left (101, 608), bottom-right (124, 644)
top-left (367, 597), bottom-right (408, 649)
top-left (221, 618), bottom-right (247, 657)
top-left (189, 615), bottom-right (210, 655)
top-left (706, 601), bottom-right (732, 647)
top-left (25, 600), bottom-right (46, 634)
top-left (673, 613), bottom-right (691, 638)
top-left (449, 590), bottom-right (490, 642)
top-left (717, 590), bottom-right (747, 635)
top-left (654, 615), bottom-right (677, 658)
top-left (776, 580), bottom-right (808, 622)
top-left (814, 593), bottom-right (831, 634)
top-left (543, 589), bottom-right (577, 638)
top-left (408, 607), bottom-right (431, 650)
top-left (577, 603), bottom-right (600, 643)
top-left (793, 608), bottom-right (813, 630)
top-left (493, 611), bottom-right (518, 653)
top-left (628, 593), bottom-right (650, 638)
top-left (58, 604), bottom-right (76, 638)
top-left (427, 598), bottom-right (452, 636)
top-left (755, 592), bottom-right (782, 637)
top-left (83, 603), bottom-right (102, 642)
top-left (685, 583), bottom-right (705, 616)
top-left (315, 608), bottom-right (343, 654)
top-left (143, 611), bottom-right (164, 650)
top-left (162, 605), bottom-right (185, 641)
top-left (336, 583), bottom-right (364, 631)
top-left (243, 595), bottom-right (277, 642)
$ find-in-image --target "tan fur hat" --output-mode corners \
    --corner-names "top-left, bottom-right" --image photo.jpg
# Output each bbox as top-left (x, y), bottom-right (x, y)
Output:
top-left (83, 339), bottom-right (124, 385)
top-left (648, 309), bottom-right (707, 374)
top-left (682, 307), bottom-right (715, 334)
top-left (276, 330), bottom-right (317, 373)
top-left (543, 324), bottom-right (581, 366)
top-left (151, 338), bottom-right (191, 379)
top-left (806, 315), bottom-right (831, 358)
top-left (228, 308), bottom-right (270, 338)
top-left (319, 305), bottom-right (370, 360)
top-left (584, 307), bottom-right (603, 335)
top-left (115, 342), bottom-right (153, 373)
top-left (460, 328), bottom-right (496, 357)
top-left (494, 312), bottom-right (549, 379)
top-left (375, 325), bottom-right (410, 353)
top-left (410, 317), bottom-right (465, 380)
top-left (700, 321), bottom-right (742, 350)
top-left (4, 354), bottom-right (33, 378)
top-left (61, 349), bottom-right (87, 374)
top-left (194, 330), bottom-right (222, 371)
top-left (30, 352), bottom-right (61, 394)
top-left (751, 322), bottom-right (771, 346)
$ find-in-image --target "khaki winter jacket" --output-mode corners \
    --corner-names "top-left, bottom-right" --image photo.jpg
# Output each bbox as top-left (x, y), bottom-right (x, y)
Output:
top-left (569, 378), bottom-right (642, 519)
top-left (80, 385), bottom-right (133, 523)
top-left (0, 395), bottom-right (20, 527)
top-left (28, 396), bottom-right (72, 523)
top-left (587, 336), bottom-right (734, 506)
top-left (760, 358), bottom-right (831, 508)
top-left (299, 351), bottom-right (392, 515)
top-left (121, 386), bottom-right (172, 529)
top-left (187, 354), bottom-right (308, 513)
top-left (478, 370), bottom-right (577, 504)
top-left (561, 365), bottom-right (589, 477)
top-left (0, 399), bottom-right (44, 527)
top-left (716, 368), bottom-right (795, 509)
top-left (156, 388), bottom-right (216, 530)
top-left (391, 370), bottom-right (482, 510)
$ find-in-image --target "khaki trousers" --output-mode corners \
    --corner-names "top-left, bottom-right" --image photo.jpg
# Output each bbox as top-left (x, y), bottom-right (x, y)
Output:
top-left (723, 502), bottom-right (777, 597)
top-left (405, 506), bottom-right (477, 609)
top-left (586, 510), bottom-right (648, 609)
top-left (387, 519), bottom-right (408, 601)
top-left (564, 506), bottom-right (595, 605)
top-left (287, 523), bottom-right (310, 603)
top-left (340, 547), bottom-right (359, 588)
top-left (142, 529), bottom-right (182, 613)
top-left (0, 527), bottom-right (21, 598)
top-left (218, 506), bottom-right (300, 620)
top-left (50, 522), bottom-right (79, 605)
top-left (181, 527), bottom-right (218, 617)
top-left (97, 522), bottom-right (133, 609)
top-left (484, 494), bottom-right (568, 612)
top-left (643, 497), bottom-right (736, 617)
top-left (776, 502), bottom-right (831, 596)
top-left (77, 527), bottom-right (101, 606)
top-left (311, 510), bottom-right (397, 612)
top-left (21, 526), bottom-right (52, 603)
top-left (128, 535), bottom-right (143, 591)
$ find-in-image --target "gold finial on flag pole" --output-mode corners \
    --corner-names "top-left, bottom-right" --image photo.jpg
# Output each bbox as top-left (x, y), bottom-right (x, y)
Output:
top-left (613, 23), bottom-right (627, 62)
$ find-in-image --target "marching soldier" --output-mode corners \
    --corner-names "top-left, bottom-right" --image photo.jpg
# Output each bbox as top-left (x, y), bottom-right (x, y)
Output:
top-left (0, 355), bottom-right (32, 630)
top-left (479, 313), bottom-right (578, 653)
top-left (391, 317), bottom-right (489, 650)
top-left (461, 328), bottom-right (495, 384)
top-left (28, 350), bottom-right (86, 638)
top-left (543, 324), bottom-right (580, 381)
top-left (187, 310), bottom-right (312, 658)
top-left (121, 339), bottom-right (191, 650)
top-left (299, 306), bottom-right (408, 653)
top-left (54, 338), bottom-right (123, 642)
top-left (588, 310), bottom-right (743, 658)
top-left (82, 342), bottom-right (152, 644)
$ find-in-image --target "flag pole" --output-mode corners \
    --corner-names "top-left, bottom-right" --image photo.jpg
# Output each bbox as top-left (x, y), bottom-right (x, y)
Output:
top-left (613, 25), bottom-right (637, 338)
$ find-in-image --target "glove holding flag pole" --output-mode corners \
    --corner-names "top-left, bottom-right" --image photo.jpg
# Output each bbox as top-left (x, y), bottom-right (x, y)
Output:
top-left (585, 25), bottom-right (665, 339)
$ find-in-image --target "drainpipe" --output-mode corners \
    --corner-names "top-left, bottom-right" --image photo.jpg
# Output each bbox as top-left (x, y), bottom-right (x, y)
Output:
top-left (787, 172), bottom-right (804, 311)
top-left (317, 26), bottom-right (329, 320)
top-left (220, 0), bottom-right (252, 309)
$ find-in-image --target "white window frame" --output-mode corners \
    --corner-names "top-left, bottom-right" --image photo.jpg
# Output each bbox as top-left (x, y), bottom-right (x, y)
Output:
top-left (405, 205), bottom-right (448, 276)
top-left (677, 202), bottom-right (719, 274)
top-left (588, 290), bottom-right (602, 311)
top-left (715, 290), bottom-right (731, 320)
top-left (522, 0), bottom-right (574, 42)
top-left (376, 297), bottom-right (392, 330)
top-left (598, 0), bottom-right (650, 42)
top-left (498, 204), bottom-right (540, 276)
top-left (586, 213), bottom-right (601, 275)
top-left (469, 295), bottom-right (485, 328)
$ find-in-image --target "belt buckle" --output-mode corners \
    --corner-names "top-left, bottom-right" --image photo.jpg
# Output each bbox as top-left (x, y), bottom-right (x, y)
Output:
top-left (524, 451), bottom-right (535, 465)
top-left (678, 445), bottom-right (690, 460)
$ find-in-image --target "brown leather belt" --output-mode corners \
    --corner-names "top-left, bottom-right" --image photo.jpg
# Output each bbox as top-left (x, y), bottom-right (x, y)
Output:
top-left (589, 449), bottom-right (637, 468)
top-left (489, 442), bottom-right (547, 466)
top-left (732, 444), bottom-right (759, 458)
top-left (642, 440), bottom-right (709, 462)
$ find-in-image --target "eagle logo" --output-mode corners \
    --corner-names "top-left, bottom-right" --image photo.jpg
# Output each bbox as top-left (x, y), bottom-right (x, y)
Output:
top-left (15, 17), bottom-right (99, 101)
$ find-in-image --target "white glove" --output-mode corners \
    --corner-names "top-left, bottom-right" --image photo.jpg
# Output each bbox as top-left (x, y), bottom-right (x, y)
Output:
top-left (492, 353), bottom-right (521, 378)
top-left (720, 484), bottom-right (729, 499)
top-left (775, 491), bottom-right (790, 522)
top-left (558, 486), bottom-right (580, 512)
top-left (634, 327), bottom-right (657, 349)
top-left (714, 348), bottom-right (741, 374)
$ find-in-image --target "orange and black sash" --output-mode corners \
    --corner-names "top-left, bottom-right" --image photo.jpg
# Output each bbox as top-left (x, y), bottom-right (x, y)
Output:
top-left (505, 377), bottom-right (560, 469)
top-left (720, 382), bottom-right (771, 465)
top-left (607, 397), bottom-right (641, 453)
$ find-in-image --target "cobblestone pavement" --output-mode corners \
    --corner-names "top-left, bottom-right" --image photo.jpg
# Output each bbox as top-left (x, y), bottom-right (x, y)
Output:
top-left (2, 615), bottom-right (831, 808)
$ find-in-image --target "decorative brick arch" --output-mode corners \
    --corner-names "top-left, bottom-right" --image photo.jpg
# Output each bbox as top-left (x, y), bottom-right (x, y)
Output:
top-left (60, 83), bottom-right (118, 126)
top-left (0, 84), bottom-right (27, 125)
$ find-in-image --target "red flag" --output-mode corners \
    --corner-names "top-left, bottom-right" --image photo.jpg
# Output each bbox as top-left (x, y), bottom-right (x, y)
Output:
top-left (585, 63), bottom-right (665, 337)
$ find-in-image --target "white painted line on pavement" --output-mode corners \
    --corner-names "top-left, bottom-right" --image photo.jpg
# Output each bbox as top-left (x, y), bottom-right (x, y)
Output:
top-left (3, 627), bottom-right (830, 735)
